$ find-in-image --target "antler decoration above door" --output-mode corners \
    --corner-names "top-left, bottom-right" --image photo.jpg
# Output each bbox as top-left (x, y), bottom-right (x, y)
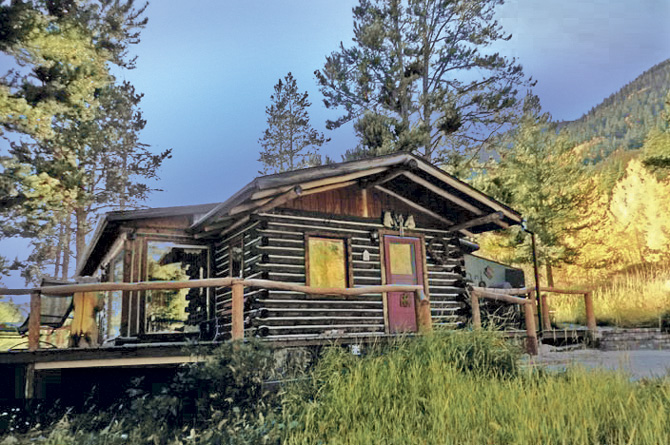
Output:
top-left (382, 211), bottom-right (416, 236)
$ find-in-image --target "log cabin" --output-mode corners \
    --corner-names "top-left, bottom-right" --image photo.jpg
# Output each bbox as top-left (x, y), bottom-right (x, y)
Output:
top-left (0, 153), bottom-right (525, 403)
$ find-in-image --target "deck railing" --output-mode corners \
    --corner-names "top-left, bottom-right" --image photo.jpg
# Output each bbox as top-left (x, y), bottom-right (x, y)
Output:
top-left (470, 286), bottom-right (597, 355)
top-left (2, 278), bottom-right (430, 351)
top-left (470, 286), bottom-right (539, 355)
top-left (3, 280), bottom-right (593, 356)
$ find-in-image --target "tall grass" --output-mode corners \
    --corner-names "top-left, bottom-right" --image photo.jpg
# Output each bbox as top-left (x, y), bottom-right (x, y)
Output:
top-left (7, 331), bottom-right (670, 444)
top-left (281, 330), bottom-right (670, 445)
top-left (551, 267), bottom-right (670, 327)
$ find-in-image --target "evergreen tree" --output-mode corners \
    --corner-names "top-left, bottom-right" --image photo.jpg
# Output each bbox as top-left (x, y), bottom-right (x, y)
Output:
top-left (476, 95), bottom-right (589, 286)
top-left (0, 1), bottom-right (167, 283)
top-left (258, 72), bottom-right (328, 174)
top-left (642, 90), bottom-right (670, 170)
top-left (316, 0), bottom-right (529, 165)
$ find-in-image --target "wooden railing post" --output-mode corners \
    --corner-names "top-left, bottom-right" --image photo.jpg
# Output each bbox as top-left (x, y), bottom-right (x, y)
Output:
top-left (540, 294), bottom-right (551, 331)
top-left (231, 281), bottom-right (245, 341)
top-left (471, 291), bottom-right (481, 329)
top-left (584, 291), bottom-right (596, 338)
top-left (523, 301), bottom-right (539, 355)
top-left (28, 291), bottom-right (41, 352)
top-left (415, 289), bottom-right (432, 333)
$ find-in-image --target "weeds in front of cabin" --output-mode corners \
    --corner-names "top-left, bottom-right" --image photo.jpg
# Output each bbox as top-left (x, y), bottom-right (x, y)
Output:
top-left (3, 331), bottom-right (670, 444)
top-left (279, 330), bottom-right (670, 445)
top-left (551, 267), bottom-right (670, 328)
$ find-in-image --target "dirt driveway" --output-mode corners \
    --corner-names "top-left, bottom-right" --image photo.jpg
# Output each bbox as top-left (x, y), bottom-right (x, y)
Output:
top-left (523, 348), bottom-right (670, 379)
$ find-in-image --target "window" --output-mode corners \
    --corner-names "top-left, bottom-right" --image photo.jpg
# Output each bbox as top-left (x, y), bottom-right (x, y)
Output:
top-left (99, 251), bottom-right (124, 340)
top-left (306, 235), bottom-right (350, 288)
top-left (145, 241), bottom-right (208, 334)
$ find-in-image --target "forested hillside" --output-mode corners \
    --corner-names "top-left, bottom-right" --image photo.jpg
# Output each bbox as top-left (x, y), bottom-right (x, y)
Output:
top-left (477, 59), bottom-right (670, 327)
top-left (559, 58), bottom-right (670, 162)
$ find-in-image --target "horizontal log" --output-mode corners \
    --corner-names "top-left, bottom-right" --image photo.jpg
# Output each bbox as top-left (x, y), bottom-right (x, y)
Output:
top-left (242, 279), bottom-right (422, 296)
top-left (261, 323), bottom-right (385, 333)
top-left (11, 277), bottom-right (421, 301)
top-left (472, 286), bottom-right (532, 296)
top-left (267, 221), bottom-right (370, 235)
top-left (471, 288), bottom-right (532, 305)
top-left (253, 316), bottom-right (384, 327)
top-left (259, 212), bottom-right (384, 230)
top-left (537, 286), bottom-right (591, 295)
top-left (259, 306), bottom-right (383, 315)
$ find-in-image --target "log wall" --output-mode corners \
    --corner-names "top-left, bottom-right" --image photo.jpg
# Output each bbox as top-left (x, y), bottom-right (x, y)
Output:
top-left (211, 211), bottom-right (468, 341)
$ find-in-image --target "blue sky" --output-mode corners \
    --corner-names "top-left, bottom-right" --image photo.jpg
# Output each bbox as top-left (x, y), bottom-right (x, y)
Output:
top-left (1, 0), bottom-right (669, 288)
top-left (113, 0), bottom-right (670, 209)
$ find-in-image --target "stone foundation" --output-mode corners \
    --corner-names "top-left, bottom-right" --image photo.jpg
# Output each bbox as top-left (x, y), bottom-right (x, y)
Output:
top-left (598, 328), bottom-right (670, 351)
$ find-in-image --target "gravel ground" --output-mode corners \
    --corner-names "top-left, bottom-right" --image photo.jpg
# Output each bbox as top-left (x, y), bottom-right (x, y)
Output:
top-left (523, 348), bottom-right (670, 379)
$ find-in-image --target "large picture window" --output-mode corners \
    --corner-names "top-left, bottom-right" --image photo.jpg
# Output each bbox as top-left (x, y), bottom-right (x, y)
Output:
top-left (146, 241), bottom-right (208, 334)
top-left (306, 236), bottom-right (350, 289)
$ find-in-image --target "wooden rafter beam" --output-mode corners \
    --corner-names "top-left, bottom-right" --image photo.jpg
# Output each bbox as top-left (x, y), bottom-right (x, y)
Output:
top-left (250, 166), bottom-right (389, 201)
top-left (198, 187), bottom-right (303, 238)
top-left (375, 185), bottom-right (478, 237)
top-left (361, 167), bottom-right (407, 190)
top-left (300, 180), bottom-right (357, 197)
top-left (413, 162), bottom-right (522, 223)
top-left (445, 211), bottom-right (503, 233)
top-left (255, 186), bottom-right (302, 212)
top-left (402, 172), bottom-right (509, 229)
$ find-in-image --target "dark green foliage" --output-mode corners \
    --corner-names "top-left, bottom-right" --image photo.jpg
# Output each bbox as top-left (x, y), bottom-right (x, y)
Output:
top-left (0, 0), bottom-right (169, 283)
top-left (1, 340), bottom-right (282, 443)
top-left (258, 72), bottom-right (328, 174)
top-left (561, 58), bottom-right (670, 162)
top-left (316, 0), bottom-right (530, 164)
top-left (474, 94), bottom-right (591, 283)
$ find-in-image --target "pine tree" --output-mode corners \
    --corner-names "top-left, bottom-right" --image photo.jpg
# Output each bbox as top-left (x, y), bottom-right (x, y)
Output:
top-left (258, 73), bottom-right (328, 174)
top-left (0, 1), bottom-right (167, 283)
top-left (316, 0), bottom-right (529, 165)
top-left (476, 95), bottom-right (590, 286)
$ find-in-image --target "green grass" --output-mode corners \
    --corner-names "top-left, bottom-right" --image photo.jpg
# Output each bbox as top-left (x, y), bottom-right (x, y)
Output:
top-left (551, 267), bottom-right (670, 327)
top-left (280, 330), bottom-right (670, 445)
top-left (5, 331), bottom-right (670, 444)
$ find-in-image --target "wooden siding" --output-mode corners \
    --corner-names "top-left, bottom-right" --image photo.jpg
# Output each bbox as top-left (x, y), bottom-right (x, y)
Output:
top-left (212, 220), bottom-right (263, 340)
top-left (282, 185), bottom-right (451, 230)
top-left (211, 212), bottom-right (468, 341)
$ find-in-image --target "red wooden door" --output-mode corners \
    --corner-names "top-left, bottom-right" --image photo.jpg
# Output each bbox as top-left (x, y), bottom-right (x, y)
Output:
top-left (383, 235), bottom-right (424, 333)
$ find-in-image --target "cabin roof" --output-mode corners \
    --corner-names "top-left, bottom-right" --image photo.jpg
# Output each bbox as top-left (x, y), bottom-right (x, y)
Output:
top-left (189, 153), bottom-right (522, 237)
top-left (76, 203), bottom-right (219, 276)
top-left (77, 154), bottom-right (523, 276)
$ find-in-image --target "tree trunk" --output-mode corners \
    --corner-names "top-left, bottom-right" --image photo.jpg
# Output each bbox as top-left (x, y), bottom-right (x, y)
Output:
top-left (420, 5), bottom-right (432, 162)
top-left (54, 217), bottom-right (64, 278)
top-left (75, 206), bottom-right (88, 271)
top-left (119, 149), bottom-right (128, 211)
top-left (61, 213), bottom-right (72, 281)
top-left (545, 262), bottom-right (555, 288)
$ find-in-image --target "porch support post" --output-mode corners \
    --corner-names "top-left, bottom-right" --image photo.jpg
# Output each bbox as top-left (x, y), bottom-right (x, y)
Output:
top-left (540, 294), bottom-right (551, 331)
top-left (471, 291), bottom-right (481, 329)
top-left (231, 281), bottom-right (244, 340)
top-left (415, 289), bottom-right (432, 333)
top-left (24, 363), bottom-right (35, 399)
top-left (524, 301), bottom-right (539, 355)
top-left (28, 291), bottom-right (41, 351)
top-left (584, 291), bottom-right (596, 340)
top-left (530, 231), bottom-right (544, 331)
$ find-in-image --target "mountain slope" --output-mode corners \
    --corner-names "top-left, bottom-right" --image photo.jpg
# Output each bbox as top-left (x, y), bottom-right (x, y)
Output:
top-left (559, 58), bottom-right (670, 162)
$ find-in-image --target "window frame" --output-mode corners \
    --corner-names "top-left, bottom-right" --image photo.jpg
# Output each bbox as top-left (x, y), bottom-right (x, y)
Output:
top-left (304, 232), bottom-right (353, 290)
top-left (142, 238), bottom-right (211, 335)
top-left (101, 248), bottom-right (124, 341)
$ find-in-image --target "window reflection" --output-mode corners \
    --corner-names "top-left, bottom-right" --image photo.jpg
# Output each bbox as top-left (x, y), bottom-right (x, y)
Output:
top-left (99, 251), bottom-right (123, 340)
top-left (146, 242), bottom-right (208, 334)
